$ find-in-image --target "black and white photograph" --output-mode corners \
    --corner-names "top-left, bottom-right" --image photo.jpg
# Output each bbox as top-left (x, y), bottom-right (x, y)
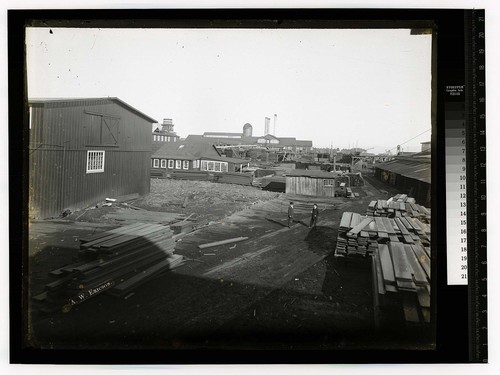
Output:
top-left (23, 21), bottom-right (435, 354)
top-left (6, 0), bottom-right (500, 374)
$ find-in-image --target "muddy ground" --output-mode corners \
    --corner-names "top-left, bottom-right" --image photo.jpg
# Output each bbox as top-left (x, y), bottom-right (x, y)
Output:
top-left (25, 175), bottom-right (433, 356)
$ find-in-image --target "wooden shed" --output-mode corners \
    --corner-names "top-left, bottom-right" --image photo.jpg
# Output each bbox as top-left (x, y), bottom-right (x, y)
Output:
top-left (29, 97), bottom-right (157, 219)
top-left (285, 170), bottom-right (337, 197)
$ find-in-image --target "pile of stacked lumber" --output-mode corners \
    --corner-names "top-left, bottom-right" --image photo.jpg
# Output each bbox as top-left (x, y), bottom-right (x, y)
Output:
top-left (215, 172), bottom-right (253, 186)
top-left (372, 242), bottom-right (430, 326)
top-left (334, 212), bottom-right (430, 258)
top-left (32, 223), bottom-right (184, 313)
top-left (366, 195), bottom-right (430, 223)
top-left (171, 170), bottom-right (213, 181)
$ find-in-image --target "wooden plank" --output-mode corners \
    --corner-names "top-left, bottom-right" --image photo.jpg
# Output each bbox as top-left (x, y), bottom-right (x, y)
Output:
top-left (389, 242), bottom-right (413, 281)
top-left (400, 217), bottom-right (414, 231)
top-left (403, 244), bottom-right (429, 284)
top-left (389, 234), bottom-right (400, 242)
top-left (97, 224), bottom-right (168, 249)
top-left (198, 236), bottom-right (249, 249)
top-left (373, 251), bottom-right (386, 295)
top-left (403, 234), bottom-right (415, 244)
top-left (374, 217), bottom-right (387, 232)
top-left (411, 244), bottom-right (431, 278)
top-left (348, 217), bottom-right (374, 236)
top-left (339, 212), bottom-right (353, 229)
top-left (350, 213), bottom-right (361, 228)
top-left (378, 244), bottom-right (396, 285)
top-left (80, 223), bottom-right (152, 248)
top-left (397, 280), bottom-right (416, 291)
top-left (402, 293), bottom-right (420, 323)
top-left (395, 218), bottom-right (410, 235)
top-left (406, 217), bottom-right (422, 231)
top-left (416, 286), bottom-right (431, 308)
top-left (381, 217), bottom-right (395, 234)
top-left (79, 222), bottom-right (147, 244)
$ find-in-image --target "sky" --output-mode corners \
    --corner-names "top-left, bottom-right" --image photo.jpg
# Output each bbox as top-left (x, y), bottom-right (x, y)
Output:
top-left (26, 27), bottom-right (432, 154)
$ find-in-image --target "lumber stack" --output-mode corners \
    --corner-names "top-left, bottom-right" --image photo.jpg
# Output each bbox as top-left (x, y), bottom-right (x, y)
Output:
top-left (32, 223), bottom-right (184, 312)
top-left (171, 170), bottom-right (213, 181)
top-left (366, 195), bottom-right (431, 223)
top-left (215, 172), bottom-right (253, 186)
top-left (372, 242), bottom-right (430, 326)
top-left (334, 212), bottom-right (430, 258)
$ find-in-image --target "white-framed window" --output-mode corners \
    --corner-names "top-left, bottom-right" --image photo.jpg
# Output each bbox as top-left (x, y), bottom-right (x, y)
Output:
top-left (153, 158), bottom-right (159, 168)
top-left (167, 136), bottom-right (171, 142)
top-left (183, 160), bottom-right (189, 170)
top-left (200, 160), bottom-right (228, 172)
top-left (86, 150), bottom-right (105, 173)
top-left (193, 160), bottom-right (200, 169)
top-left (270, 139), bottom-right (279, 144)
top-left (323, 179), bottom-right (334, 186)
top-left (168, 160), bottom-right (174, 169)
top-left (175, 160), bottom-right (182, 169)
top-left (173, 137), bottom-right (177, 142)
top-left (160, 159), bottom-right (167, 168)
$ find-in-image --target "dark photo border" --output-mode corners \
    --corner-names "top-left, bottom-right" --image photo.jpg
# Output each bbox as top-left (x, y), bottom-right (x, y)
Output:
top-left (9, 8), bottom-right (473, 364)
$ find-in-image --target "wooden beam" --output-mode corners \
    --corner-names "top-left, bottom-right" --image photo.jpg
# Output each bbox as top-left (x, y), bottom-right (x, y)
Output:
top-left (198, 236), bottom-right (249, 249)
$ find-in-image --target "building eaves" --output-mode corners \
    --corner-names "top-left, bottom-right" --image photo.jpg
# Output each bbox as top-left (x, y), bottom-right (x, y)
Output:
top-left (375, 159), bottom-right (431, 184)
top-left (29, 97), bottom-right (158, 123)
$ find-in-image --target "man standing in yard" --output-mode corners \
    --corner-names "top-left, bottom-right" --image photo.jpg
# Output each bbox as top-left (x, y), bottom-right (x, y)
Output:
top-left (287, 202), bottom-right (294, 228)
top-left (309, 203), bottom-right (319, 228)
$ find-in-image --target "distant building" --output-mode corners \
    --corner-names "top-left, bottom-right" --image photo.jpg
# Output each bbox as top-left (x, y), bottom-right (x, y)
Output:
top-left (420, 141), bottom-right (431, 152)
top-left (373, 150), bottom-right (431, 206)
top-left (151, 138), bottom-right (250, 178)
top-left (285, 169), bottom-right (337, 197)
top-left (29, 97), bottom-right (157, 219)
top-left (152, 118), bottom-right (180, 152)
top-left (198, 123), bottom-right (313, 154)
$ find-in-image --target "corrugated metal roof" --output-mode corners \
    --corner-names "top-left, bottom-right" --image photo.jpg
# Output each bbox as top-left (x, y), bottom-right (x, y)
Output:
top-left (374, 157), bottom-right (431, 184)
top-left (153, 140), bottom-right (219, 160)
top-left (153, 139), bottom-right (249, 163)
top-left (29, 97), bottom-right (158, 123)
top-left (285, 169), bottom-right (337, 179)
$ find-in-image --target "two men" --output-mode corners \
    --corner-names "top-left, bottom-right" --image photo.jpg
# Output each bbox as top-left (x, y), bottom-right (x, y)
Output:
top-left (287, 201), bottom-right (319, 229)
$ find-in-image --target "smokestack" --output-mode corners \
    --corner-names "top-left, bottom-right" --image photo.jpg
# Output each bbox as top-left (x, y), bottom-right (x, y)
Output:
top-left (273, 114), bottom-right (277, 135)
top-left (265, 117), bottom-right (270, 135)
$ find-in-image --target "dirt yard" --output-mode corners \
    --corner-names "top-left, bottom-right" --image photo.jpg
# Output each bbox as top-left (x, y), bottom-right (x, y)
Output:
top-left (26, 176), bottom-right (433, 356)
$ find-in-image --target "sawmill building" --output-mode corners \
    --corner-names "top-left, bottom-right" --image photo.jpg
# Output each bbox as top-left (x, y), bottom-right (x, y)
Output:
top-left (29, 97), bottom-right (157, 219)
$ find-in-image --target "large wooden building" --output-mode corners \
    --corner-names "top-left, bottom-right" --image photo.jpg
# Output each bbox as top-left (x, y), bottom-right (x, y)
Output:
top-left (373, 150), bottom-right (431, 206)
top-left (151, 138), bottom-right (250, 178)
top-left (285, 170), bottom-right (337, 197)
top-left (29, 97), bottom-right (157, 219)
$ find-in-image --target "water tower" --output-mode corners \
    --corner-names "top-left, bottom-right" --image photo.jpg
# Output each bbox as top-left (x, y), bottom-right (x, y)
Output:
top-left (243, 123), bottom-right (253, 137)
